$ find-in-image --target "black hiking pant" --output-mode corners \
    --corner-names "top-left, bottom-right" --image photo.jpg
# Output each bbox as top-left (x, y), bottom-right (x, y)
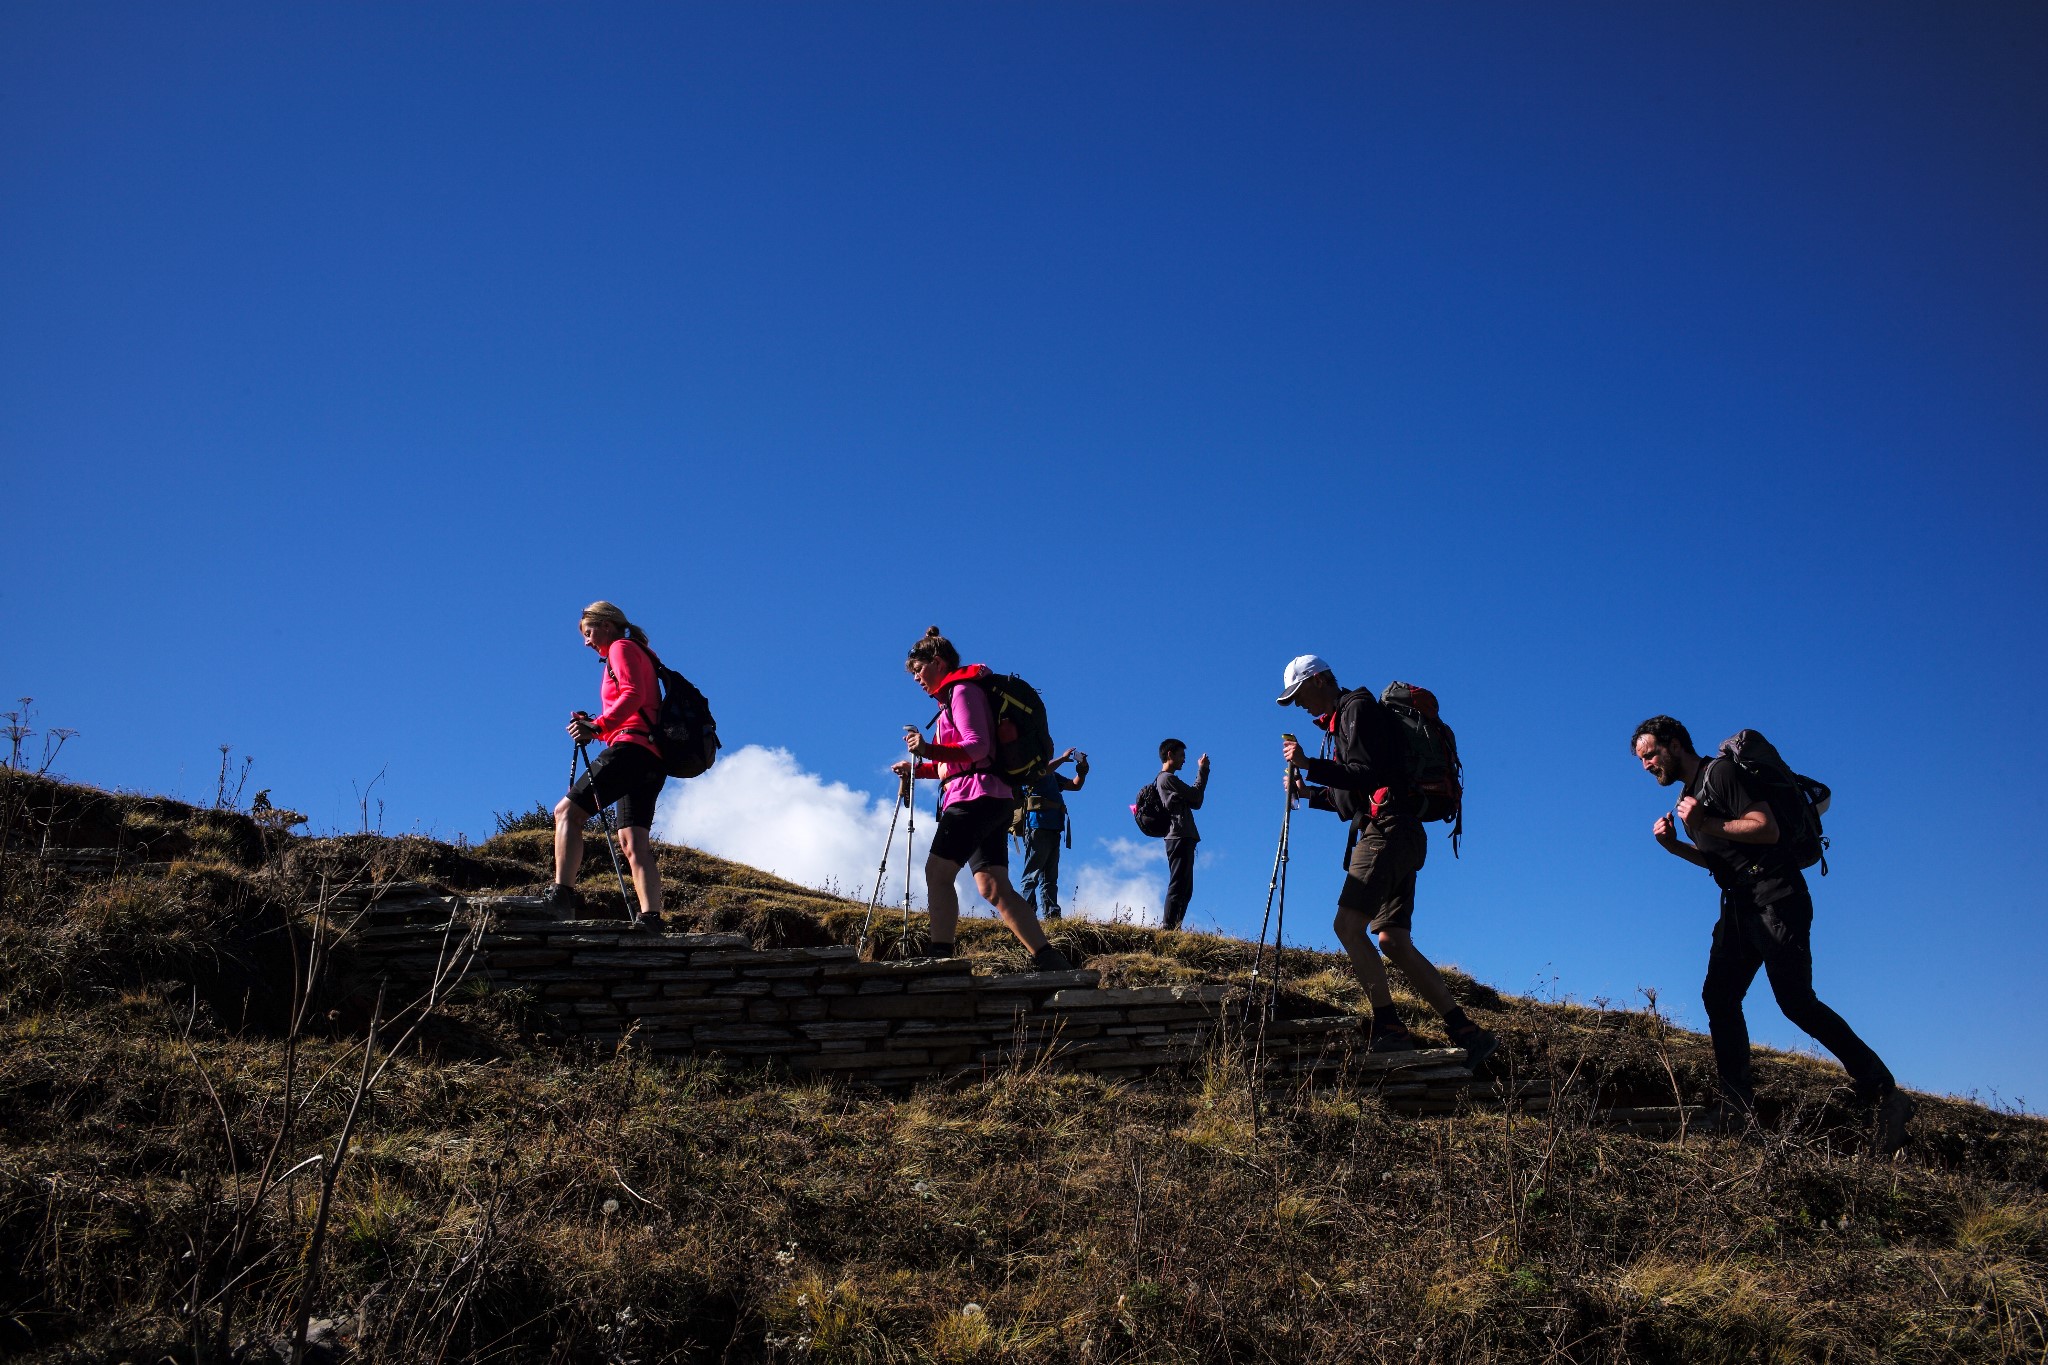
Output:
top-left (1162, 837), bottom-right (1196, 931)
top-left (1701, 886), bottom-right (1894, 1107)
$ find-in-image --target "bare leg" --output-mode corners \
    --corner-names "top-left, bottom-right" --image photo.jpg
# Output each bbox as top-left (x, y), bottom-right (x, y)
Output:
top-left (925, 854), bottom-right (964, 945)
top-left (975, 868), bottom-right (1050, 954)
top-left (1334, 908), bottom-right (1396, 1010)
top-left (553, 796), bottom-right (589, 886)
top-left (619, 826), bottom-right (663, 921)
top-left (1376, 927), bottom-right (1458, 1019)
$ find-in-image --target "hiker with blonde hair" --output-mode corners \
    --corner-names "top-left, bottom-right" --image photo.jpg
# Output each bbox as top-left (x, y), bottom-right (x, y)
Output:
top-left (543, 601), bottom-right (665, 927)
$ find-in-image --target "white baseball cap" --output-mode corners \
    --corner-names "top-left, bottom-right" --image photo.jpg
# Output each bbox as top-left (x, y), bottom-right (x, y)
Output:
top-left (1276, 654), bottom-right (1333, 704)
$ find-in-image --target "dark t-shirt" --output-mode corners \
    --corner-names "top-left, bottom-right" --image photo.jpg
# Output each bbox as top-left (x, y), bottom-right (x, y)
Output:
top-left (1683, 758), bottom-right (1804, 906)
top-left (1156, 770), bottom-right (1205, 841)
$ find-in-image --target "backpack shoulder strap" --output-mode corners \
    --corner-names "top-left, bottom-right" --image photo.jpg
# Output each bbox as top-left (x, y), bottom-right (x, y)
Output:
top-left (1690, 755), bottom-right (1737, 817)
top-left (928, 679), bottom-right (993, 774)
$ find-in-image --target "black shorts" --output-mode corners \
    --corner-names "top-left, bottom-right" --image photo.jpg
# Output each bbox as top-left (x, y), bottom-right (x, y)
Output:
top-left (1336, 817), bottom-right (1426, 934)
top-left (566, 741), bottom-right (666, 831)
top-left (929, 795), bottom-right (1012, 874)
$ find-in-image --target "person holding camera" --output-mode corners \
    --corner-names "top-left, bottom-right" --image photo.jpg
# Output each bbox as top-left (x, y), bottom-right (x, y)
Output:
top-left (1155, 739), bottom-right (1208, 931)
top-left (543, 601), bottom-right (665, 927)
top-left (892, 627), bottom-right (1074, 971)
top-left (1017, 747), bottom-right (1089, 919)
top-left (1278, 654), bottom-right (1496, 1062)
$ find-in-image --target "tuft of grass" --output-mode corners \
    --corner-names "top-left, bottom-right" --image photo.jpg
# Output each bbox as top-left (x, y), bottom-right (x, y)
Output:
top-left (1615, 1255), bottom-right (1818, 1360)
top-left (1954, 1198), bottom-right (2048, 1253)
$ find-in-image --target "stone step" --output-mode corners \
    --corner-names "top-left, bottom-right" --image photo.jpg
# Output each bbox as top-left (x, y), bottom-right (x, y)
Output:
top-left (353, 920), bottom-right (468, 940)
top-left (1596, 1106), bottom-right (1699, 1130)
top-left (1044, 984), bottom-right (1231, 1009)
top-left (821, 956), bottom-right (975, 981)
top-left (975, 968), bottom-right (1101, 993)
top-left (39, 846), bottom-right (121, 862)
top-left (327, 881), bottom-right (439, 903)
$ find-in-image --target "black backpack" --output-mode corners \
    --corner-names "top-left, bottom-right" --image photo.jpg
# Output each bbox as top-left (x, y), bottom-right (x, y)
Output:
top-left (1379, 681), bottom-right (1465, 855)
top-left (610, 648), bottom-right (720, 780)
top-left (1711, 729), bottom-right (1830, 874)
top-left (1131, 781), bottom-right (1172, 838)
top-left (940, 670), bottom-right (1055, 785)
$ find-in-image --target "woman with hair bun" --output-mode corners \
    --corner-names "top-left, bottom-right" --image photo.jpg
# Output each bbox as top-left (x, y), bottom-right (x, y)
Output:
top-left (892, 627), bottom-right (1073, 971)
top-left (543, 600), bottom-right (665, 927)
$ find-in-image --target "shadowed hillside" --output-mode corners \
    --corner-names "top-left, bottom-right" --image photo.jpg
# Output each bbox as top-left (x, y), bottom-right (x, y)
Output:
top-left (2, 770), bottom-right (2044, 1363)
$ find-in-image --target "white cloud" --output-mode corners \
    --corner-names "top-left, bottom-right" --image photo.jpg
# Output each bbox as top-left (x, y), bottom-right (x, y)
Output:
top-left (1068, 836), bottom-right (1166, 926)
top-left (658, 746), bottom-right (1176, 926)
top-left (656, 745), bottom-right (931, 905)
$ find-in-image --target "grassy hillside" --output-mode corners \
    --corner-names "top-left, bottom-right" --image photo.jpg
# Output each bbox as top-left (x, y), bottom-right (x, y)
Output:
top-left (2, 770), bottom-right (2044, 1363)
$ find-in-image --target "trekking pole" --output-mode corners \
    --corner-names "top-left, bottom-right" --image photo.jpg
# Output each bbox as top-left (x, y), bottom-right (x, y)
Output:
top-left (1245, 761), bottom-right (1295, 1023)
top-left (1247, 764), bottom-right (1293, 1102)
top-left (1271, 787), bottom-right (1292, 1005)
top-left (902, 768), bottom-right (916, 944)
top-left (575, 741), bottom-right (637, 921)
top-left (859, 771), bottom-right (910, 958)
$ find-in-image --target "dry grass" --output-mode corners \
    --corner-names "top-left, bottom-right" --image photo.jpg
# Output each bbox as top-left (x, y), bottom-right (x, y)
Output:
top-left (3, 771), bottom-right (2046, 1362)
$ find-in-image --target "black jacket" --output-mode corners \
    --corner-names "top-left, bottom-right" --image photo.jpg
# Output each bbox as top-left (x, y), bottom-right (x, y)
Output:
top-left (1299, 687), bottom-right (1409, 827)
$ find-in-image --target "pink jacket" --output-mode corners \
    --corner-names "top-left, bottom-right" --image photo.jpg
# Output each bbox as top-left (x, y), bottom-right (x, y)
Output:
top-left (596, 639), bottom-right (662, 758)
top-left (912, 666), bottom-right (1013, 807)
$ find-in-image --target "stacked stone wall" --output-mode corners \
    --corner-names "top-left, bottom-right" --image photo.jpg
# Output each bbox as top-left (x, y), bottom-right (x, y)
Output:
top-left (332, 883), bottom-right (1547, 1114)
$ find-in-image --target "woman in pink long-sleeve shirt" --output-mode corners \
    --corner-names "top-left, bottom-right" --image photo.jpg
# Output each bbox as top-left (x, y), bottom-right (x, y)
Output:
top-left (892, 627), bottom-right (1072, 971)
top-left (545, 600), bottom-right (666, 926)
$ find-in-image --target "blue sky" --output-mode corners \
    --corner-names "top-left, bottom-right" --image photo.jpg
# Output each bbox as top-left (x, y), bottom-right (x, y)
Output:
top-left (4, 3), bottom-right (2044, 1105)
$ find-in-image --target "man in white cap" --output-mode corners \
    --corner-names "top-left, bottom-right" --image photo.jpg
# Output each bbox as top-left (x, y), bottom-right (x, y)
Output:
top-left (1277, 654), bottom-right (1498, 1062)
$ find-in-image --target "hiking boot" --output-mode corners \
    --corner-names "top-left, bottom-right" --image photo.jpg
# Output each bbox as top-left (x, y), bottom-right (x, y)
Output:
top-left (1367, 1020), bottom-right (1421, 1053)
top-left (631, 911), bottom-right (665, 933)
top-left (1448, 1022), bottom-right (1500, 1070)
top-left (538, 882), bottom-right (582, 916)
top-left (1042, 907), bottom-right (1062, 920)
top-left (1030, 944), bottom-right (1074, 973)
top-left (1691, 1100), bottom-right (1757, 1137)
top-left (1873, 1087), bottom-right (1916, 1159)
